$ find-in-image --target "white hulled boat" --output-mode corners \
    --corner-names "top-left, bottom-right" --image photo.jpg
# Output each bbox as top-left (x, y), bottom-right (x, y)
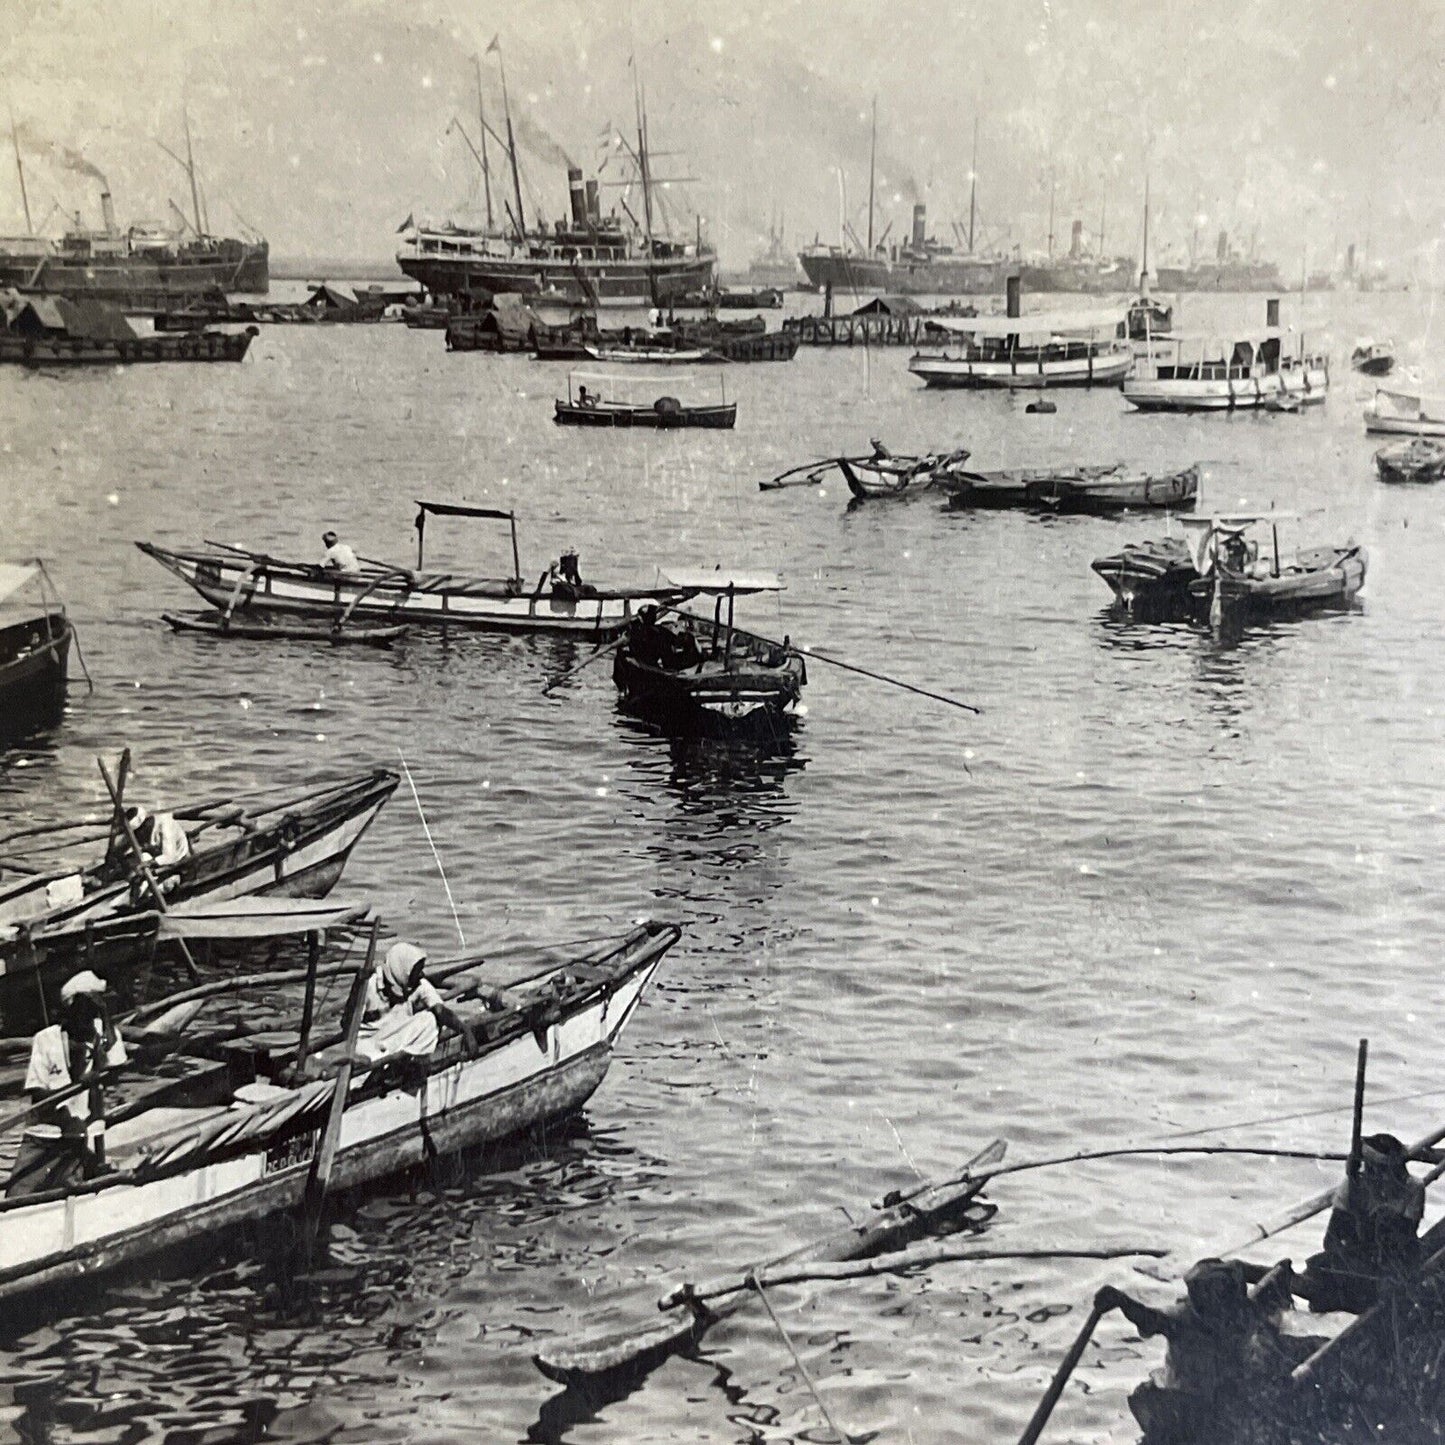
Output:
top-left (908, 308), bottom-right (1133, 389)
top-left (1124, 330), bottom-right (1329, 412)
top-left (1363, 388), bottom-right (1445, 437)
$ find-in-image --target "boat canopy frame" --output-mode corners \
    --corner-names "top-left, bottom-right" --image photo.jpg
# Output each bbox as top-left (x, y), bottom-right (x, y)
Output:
top-left (413, 500), bottom-right (520, 581)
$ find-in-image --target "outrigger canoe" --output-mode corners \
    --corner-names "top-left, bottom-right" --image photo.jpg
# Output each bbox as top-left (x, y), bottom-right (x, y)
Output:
top-left (0, 768), bottom-right (397, 1018)
top-left (139, 503), bottom-right (692, 638)
top-left (0, 902), bottom-right (680, 1306)
top-left (162, 610), bottom-right (408, 647)
top-left (837, 447), bottom-right (971, 500)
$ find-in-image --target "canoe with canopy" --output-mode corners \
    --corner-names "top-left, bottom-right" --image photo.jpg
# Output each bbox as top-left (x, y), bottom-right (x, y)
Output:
top-left (138, 503), bottom-right (696, 637)
top-left (0, 897), bottom-right (681, 1305)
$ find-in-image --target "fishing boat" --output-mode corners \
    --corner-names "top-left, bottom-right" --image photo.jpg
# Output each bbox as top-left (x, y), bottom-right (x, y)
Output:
top-left (1124, 329), bottom-right (1329, 412)
top-left (554, 373), bottom-right (735, 429)
top-left (1375, 438), bottom-right (1445, 484)
top-left (0, 900), bottom-right (680, 1306)
top-left (612, 576), bottom-right (805, 737)
top-left (0, 767), bottom-right (398, 1015)
top-left (138, 504), bottom-right (692, 637)
top-left (1183, 515), bottom-right (1367, 625)
top-left (942, 462), bottom-right (1199, 514)
top-left (1363, 389), bottom-right (1445, 437)
top-left (837, 446), bottom-right (971, 500)
top-left (161, 611), bottom-right (408, 647)
top-left (1351, 339), bottom-right (1396, 376)
top-left (908, 309), bottom-right (1133, 390)
top-left (0, 562), bottom-right (74, 747)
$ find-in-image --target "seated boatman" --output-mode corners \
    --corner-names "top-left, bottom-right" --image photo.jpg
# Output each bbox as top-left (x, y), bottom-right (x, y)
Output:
top-left (1291, 1132), bottom-right (1425, 1313)
top-left (356, 942), bottom-right (479, 1069)
top-left (320, 530), bottom-right (363, 576)
top-left (104, 804), bottom-right (191, 889)
top-left (7, 971), bottom-right (127, 1197)
top-left (1094, 1258), bottom-right (1287, 1445)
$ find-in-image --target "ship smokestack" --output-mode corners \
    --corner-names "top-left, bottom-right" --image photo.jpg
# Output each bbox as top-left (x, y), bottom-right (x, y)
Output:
top-left (1346, 242), bottom-right (1356, 278)
top-left (1006, 275), bottom-right (1021, 317)
top-left (585, 179), bottom-right (600, 225)
top-left (1265, 297), bottom-right (1280, 328)
top-left (568, 167), bottom-right (586, 227)
top-left (1070, 219), bottom-right (1082, 259)
top-left (1216, 229), bottom-right (1229, 263)
top-left (911, 203), bottom-right (926, 249)
top-left (100, 190), bottom-right (117, 237)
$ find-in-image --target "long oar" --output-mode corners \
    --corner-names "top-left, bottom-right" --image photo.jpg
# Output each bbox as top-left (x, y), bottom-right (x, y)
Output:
top-left (1015, 1301), bottom-right (1109, 1445)
top-left (397, 751), bottom-right (465, 947)
top-left (97, 756), bottom-right (200, 981)
top-left (541, 635), bottom-right (625, 695)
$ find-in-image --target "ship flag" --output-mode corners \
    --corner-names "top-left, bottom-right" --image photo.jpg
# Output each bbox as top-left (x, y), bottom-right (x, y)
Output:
top-left (396, 212), bottom-right (415, 233)
top-left (485, 34), bottom-right (500, 55)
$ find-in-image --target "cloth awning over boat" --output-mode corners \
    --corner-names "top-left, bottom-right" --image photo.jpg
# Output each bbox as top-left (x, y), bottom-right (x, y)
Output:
top-left (662, 569), bottom-right (782, 594)
top-left (1372, 388), bottom-right (1445, 418)
top-left (927, 307), bottom-right (1126, 338)
top-left (414, 501), bottom-right (515, 521)
top-left (156, 897), bottom-right (372, 941)
top-left (1181, 514), bottom-right (1299, 575)
top-left (0, 563), bottom-right (39, 606)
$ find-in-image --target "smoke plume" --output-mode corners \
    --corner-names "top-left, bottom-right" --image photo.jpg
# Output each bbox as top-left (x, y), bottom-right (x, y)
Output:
top-left (15, 122), bottom-right (109, 188)
top-left (511, 109), bottom-right (575, 171)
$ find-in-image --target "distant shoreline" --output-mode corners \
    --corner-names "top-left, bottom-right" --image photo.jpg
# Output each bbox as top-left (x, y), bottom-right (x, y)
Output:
top-left (270, 256), bottom-right (408, 282)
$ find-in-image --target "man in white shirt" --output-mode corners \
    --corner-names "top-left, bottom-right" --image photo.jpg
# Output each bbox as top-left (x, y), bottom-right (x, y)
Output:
top-left (320, 530), bottom-right (362, 575)
top-left (7, 971), bottom-right (127, 1196)
top-left (357, 942), bottom-right (478, 1065)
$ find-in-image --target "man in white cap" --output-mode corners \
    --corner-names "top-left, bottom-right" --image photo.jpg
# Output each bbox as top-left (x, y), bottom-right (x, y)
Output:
top-left (320, 530), bottom-right (362, 576)
top-left (6, 971), bottom-right (127, 1197)
top-left (356, 941), bottom-right (478, 1068)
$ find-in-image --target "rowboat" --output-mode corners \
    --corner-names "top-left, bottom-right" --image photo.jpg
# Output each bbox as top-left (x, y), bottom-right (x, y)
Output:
top-left (0, 767), bottom-right (397, 1018)
top-left (1351, 339), bottom-right (1395, 377)
top-left (1375, 438), bottom-right (1445, 485)
top-left (584, 344), bottom-right (723, 364)
top-left (534, 1138), bottom-right (1005, 1395)
top-left (0, 562), bottom-right (74, 747)
top-left (138, 503), bottom-right (691, 638)
top-left (909, 308), bottom-right (1133, 390)
top-left (942, 462), bottom-right (1199, 514)
top-left (612, 576), bottom-right (805, 737)
top-left (1124, 330), bottom-right (1329, 412)
top-left (161, 610), bottom-right (408, 647)
top-left (1364, 389), bottom-right (1445, 438)
top-left (1091, 536), bottom-right (1197, 616)
top-left (0, 900), bottom-right (680, 1306)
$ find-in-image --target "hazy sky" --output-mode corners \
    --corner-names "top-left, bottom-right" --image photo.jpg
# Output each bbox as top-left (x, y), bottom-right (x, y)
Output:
top-left (6, 0), bottom-right (1445, 272)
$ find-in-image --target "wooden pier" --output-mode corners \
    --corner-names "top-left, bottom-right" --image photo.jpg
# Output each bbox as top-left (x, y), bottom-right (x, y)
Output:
top-left (783, 314), bottom-right (958, 348)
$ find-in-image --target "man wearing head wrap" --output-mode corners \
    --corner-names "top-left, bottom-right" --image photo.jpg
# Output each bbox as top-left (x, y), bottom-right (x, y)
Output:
top-left (6, 971), bottom-right (127, 1197)
top-left (104, 804), bottom-right (191, 885)
top-left (1095, 1258), bottom-right (1290, 1443)
top-left (1293, 1132), bottom-right (1425, 1313)
top-left (356, 941), bottom-right (479, 1067)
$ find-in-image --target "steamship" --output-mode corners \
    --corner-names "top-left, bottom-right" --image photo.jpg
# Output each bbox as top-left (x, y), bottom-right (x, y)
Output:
top-left (799, 203), bottom-right (1014, 297)
top-left (0, 195), bottom-right (269, 301)
top-left (1155, 230), bottom-right (1283, 293)
top-left (397, 166), bottom-right (714, 306)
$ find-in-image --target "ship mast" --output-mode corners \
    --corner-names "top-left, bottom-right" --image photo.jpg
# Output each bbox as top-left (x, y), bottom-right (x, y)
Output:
top-left (474, 56), bottom-right (494, 230)
top-left (491, 40), bottom-right (526, 240)
top-left (866, 97), bottom-right (876, 253)
top-left (1140, 174), bottom-right (1151, 295)
top-left (1046, 174), bottom-right (1056, 259)
top-left (633, 68), bottom-right (654, 249)
top-left (7, 101), bottom-right (31, 234)
top-left (182, 102), bottom-right (203, 238)
top-left (967, 115), bottom-right (978, 254)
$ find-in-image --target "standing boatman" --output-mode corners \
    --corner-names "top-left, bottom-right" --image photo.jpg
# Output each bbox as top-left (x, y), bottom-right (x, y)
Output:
top-left (6, 971), bottom-right (127, 1197)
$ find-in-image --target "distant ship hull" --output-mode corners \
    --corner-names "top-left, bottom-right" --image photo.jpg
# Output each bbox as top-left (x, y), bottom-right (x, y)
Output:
top-left (799, 249), bottom-right (1012, 297)
top-left (397, 251), bottom-right (714, 307)
top-left (0, 239), bottom-right (269, 300)
top-left (1154, 262), bottom-right (1283, 292)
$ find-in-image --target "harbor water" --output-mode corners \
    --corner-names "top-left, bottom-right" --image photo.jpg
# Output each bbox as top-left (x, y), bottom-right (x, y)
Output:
top-left (2, 288), bottom-right (1442, 1443)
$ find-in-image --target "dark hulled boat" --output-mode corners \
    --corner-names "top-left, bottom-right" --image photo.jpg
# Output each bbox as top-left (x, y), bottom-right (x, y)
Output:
top-left (943, 462), bottom-right (1199, 514)
top-left (612, 578), bottom-right (805, 737)
top-left (0, 562), bottom-right (74, 747)
top-left (1376, 439), bottom-right (1445, 484)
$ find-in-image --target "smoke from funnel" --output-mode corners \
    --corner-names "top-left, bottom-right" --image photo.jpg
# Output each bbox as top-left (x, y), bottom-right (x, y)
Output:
top-left (15, 122), bottom-right (108, 188)
top-left (511, 109), bottom-right (575, 170)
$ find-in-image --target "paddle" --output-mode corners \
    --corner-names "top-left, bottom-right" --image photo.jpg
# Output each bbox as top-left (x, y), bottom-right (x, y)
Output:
top-left (540, 635), bottom-right (625, 695)
top-left (97, 756), bottom-right (201, 982)
top-left (302, 918), bottom-right (378, 1248)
